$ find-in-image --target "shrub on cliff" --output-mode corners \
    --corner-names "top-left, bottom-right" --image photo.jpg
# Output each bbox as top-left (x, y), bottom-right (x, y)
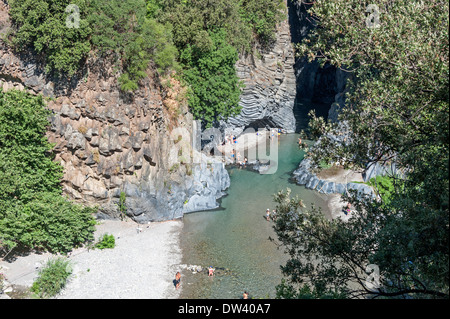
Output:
top-left (88, 0), bottom-right (179, 91)
top-left (0, 89), bottom-right (96, 256)
top-left (150, 0), bottom-right (285, 127)
top-left (8, 0), bottom-right (92, 76)
top-left (180, 29), bottom-right (244, 127)
top-left (7, 0), bottom-right (179, 90)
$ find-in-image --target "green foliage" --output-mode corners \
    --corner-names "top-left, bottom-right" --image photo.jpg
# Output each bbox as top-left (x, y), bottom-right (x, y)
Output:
top-left (0, 272), bottom-right (5, 293)
top-left (117, 191), bottom-right (127, 221)
top-left (8, 0), bottom-right (178, 90)
top-left (155, 0), bottom-right (251, 53)
top-left (8, 0), bottom-right (284, 122)
top-left (30, 257), bottom-right (73, 298)
top-left (367, 175), bottom-right (397, 206)
top-left (0, 89), bottom-right (96, 255)
top-left (276, 279), bottom-right (345, 299)
top-left (273, 188), bottom-right (449, 299)
top-left (87, 0), bottom-right (179, 91)
top-left (181, 29), bottom-right (243, 127)
top-left (278, 0), bottom-right (449, 299)
top-left (0, 89), bottom-right (63, 200)
top-left (94, 234), bottom-right (116, 250)
top-left (8, 0), bottom-right (92, 76)
top-left (149, 0), bottom-right (284, 124)
top-left (239, 0), bottom-right (284, 46)
top-left (306, 109), bottom-right (327, 139)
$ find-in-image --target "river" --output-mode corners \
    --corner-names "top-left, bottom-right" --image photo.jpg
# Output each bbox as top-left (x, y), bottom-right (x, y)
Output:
top-left (179, 101), bottom-right (332, 299)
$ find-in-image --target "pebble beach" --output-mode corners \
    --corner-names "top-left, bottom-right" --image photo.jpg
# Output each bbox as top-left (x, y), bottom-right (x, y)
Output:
top-left (1, 219), bottom-right (184, 299)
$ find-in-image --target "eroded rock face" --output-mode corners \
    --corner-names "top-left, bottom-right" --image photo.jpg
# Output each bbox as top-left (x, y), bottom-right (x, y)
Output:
top-left (221, 1), bottom-right (297, 136)
top-left (0, 3), bottom-right (230, 222)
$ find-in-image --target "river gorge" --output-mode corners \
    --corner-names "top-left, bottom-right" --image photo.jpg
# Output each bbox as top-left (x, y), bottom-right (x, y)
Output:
top-left (0, 0), bottom-right (343, 299)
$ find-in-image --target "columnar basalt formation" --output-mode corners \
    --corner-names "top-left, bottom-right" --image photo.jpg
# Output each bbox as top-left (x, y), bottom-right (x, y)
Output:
top-left (222, 1), bottom-right (297, 135)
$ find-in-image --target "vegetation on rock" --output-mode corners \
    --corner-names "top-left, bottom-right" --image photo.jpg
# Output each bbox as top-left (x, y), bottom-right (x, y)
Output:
top-left (7, 0), bottom-right (285, 126)
top-left (0, 89), bottom-right (96, 256)
top-left (274, 0), bottom-right (449, 299)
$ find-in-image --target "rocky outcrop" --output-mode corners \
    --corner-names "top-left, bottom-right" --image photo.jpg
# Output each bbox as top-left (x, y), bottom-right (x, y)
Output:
top-left (221, 0), bottom-right (297, 136)
top-left (293, 158), bottom-right (375, 198)
top-left (0, 2), bottom-right (230, 223)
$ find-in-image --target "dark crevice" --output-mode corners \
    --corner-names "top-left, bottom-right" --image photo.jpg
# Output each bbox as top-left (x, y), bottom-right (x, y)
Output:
top-left (287, 0), bottom-right (339, 132)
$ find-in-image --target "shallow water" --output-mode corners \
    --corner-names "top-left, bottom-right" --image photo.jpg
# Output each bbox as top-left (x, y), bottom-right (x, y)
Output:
top-left (179, 133), bottom-right (331, 299)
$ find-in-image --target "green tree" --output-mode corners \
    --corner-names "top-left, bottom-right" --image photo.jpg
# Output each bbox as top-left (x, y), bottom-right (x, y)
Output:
top-left (0, 89), bottom-right (96, 255)
top-left (8, 0), bottom-right (92, 76)
top-left (274, 0), bottom-right (449, 299)
top-left (181, 29), bottom-right (244, 127)
top-left (240, 0), bottom-right (284, 46)
top-left (8, 0), bottom-right (178, 90)
top-left (88, 0), bottom-right (179, 91)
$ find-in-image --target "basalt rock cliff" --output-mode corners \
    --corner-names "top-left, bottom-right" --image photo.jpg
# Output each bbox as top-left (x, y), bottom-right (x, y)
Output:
top-left (221, 1), bottom-right (297, 136)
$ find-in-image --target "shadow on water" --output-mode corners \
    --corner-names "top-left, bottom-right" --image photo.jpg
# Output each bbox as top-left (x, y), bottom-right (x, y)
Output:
top-left (179, 134), bottom-right (331, 299)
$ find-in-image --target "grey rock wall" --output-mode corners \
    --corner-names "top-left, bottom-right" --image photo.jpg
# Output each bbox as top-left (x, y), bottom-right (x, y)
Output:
top-left (221, 1), bottom-right (297, 136)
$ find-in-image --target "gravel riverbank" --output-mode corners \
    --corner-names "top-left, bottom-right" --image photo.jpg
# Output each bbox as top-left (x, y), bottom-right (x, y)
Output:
top-left (1, 219), bottom-right (184, 299)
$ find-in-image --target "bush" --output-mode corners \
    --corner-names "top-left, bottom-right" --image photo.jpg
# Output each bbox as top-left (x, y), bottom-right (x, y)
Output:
top-left (0, 89), bottom-right (96, 255)
top-left (8, 0), bottom-right (92, 76)
top-left (30, 257), bottom-right (73, 298)
top-left (368, 175), bottom-right (399, 206)
top-left (8, 0), bottom-right (178, 89)
top-left (95, 234), bottom-right (115, 250)
top-left (181, 29), bottom-right (243, 127)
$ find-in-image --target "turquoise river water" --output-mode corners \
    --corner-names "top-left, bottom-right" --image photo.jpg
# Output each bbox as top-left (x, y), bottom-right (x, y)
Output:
top-left (179, 129), bottom-right (332, 299)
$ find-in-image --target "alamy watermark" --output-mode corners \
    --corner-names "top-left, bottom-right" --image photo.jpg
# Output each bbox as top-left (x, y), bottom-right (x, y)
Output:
top-left (365, 4), bottom-right (381, 28)
top-left (364, 264), bottom-right (380, 291)
top-left (65, 4), bottom-right (80, 29)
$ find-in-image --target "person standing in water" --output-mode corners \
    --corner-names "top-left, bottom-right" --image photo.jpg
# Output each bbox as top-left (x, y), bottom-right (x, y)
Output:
top-left (266, 209), bottom-right (270, 221)
top-left (208, 266), bottom-right (215, 277)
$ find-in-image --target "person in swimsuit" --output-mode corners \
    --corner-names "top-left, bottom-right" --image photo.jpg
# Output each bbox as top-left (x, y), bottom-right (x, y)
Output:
top-left (266, 209), bottom-right (270, 221)
top-left (344, 203), bottom-right (351, 215)
top-left (208, 266), bottom-right (215, 276)
top-left (174, 271), bottom-right (181, 289)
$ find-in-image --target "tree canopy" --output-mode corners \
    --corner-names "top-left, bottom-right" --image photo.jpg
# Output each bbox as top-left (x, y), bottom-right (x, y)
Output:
top-left (0, 89), bottom-right (96, 256)
top-left (7, 0), bottom-right (285, 126)
top-left (8, 0), bottom-right (179, 90)
top-left (274, 0), bottom-right (449, 299)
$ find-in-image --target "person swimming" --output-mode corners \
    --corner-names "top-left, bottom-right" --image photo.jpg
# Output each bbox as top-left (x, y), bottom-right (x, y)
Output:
top-left (174, 272), bottom-right (181, 289)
